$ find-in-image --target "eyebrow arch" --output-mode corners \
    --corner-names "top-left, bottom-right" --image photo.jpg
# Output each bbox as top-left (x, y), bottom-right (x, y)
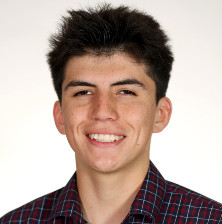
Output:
top-left (111, 79), bottom-right (145, 89)
top-left (64, 81), bottom-right (96, 91)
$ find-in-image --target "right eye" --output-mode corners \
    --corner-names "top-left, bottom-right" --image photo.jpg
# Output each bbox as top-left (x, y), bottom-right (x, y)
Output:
top-left (73, 90), bottom-right (92, 97)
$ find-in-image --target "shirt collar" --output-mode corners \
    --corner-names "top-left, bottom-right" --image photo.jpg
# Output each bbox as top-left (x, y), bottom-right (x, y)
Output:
top-left (49, 173), bottom-right (84, 222)
top-left (129, 161), bottom-right (167, 222)
top-left (49, 160), bottom-right (166, 223)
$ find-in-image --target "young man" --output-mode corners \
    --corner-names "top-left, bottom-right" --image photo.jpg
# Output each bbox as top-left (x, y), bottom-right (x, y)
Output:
top-left (1, 4), bottom-right (222, 224)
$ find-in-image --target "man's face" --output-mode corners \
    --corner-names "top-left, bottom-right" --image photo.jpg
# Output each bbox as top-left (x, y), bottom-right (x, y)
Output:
top-left (54, 53), bottom-right (171, 173)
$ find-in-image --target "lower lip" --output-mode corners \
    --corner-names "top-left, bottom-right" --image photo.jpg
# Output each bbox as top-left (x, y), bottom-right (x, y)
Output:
top-left (86, 135), bottom-right (125, 147)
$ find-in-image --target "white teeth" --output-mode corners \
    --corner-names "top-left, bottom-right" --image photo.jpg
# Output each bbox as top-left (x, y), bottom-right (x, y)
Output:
top-left (88, 134), bottom-right (124, 142)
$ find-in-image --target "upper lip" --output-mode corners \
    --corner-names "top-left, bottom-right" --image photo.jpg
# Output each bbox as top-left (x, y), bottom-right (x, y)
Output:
top-left (86, 131), bottom-right (126, 137)
top-left (87, 133), bottom-right (125, 137)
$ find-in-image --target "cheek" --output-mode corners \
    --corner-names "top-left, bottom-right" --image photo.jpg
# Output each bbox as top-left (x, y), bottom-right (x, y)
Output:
top-left (123, 102), bottom-right (156, 127)
top-left (63, 104), bottom-right (87, 132)
top-left (63, 106), bottom-right (88, 151)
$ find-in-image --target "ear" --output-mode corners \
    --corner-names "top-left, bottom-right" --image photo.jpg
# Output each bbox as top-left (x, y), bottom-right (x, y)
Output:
top-left (53, 101), bottom-right (65, 135)
top-left (152, 97), bottom-right (172, 133)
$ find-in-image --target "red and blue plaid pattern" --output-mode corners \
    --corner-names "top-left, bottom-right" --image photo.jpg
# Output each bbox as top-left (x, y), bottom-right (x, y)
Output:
top-left (1, 161), bottom-right (222, 223)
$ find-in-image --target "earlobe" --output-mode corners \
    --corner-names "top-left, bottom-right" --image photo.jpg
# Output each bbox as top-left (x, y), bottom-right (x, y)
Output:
top-left (153, 97), bottom-right (172, 133)
top-left (53, 101), bottom-right (66, 135)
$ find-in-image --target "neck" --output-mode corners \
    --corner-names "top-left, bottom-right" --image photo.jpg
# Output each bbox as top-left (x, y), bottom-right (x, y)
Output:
top-left (76, 158), bottom-right (150, 224)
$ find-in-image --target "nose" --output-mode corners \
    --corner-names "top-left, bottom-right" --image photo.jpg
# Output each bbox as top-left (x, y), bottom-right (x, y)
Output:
top-left (90, 93), bottom-right (118, 121)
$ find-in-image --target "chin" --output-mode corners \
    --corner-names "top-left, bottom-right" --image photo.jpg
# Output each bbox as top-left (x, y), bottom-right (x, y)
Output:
top-left (89, 158), bottom-right (123, 174)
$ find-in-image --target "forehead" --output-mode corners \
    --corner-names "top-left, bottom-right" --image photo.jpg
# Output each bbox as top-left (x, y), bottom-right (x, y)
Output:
top-left (63, 53), bottom-right (153, 88)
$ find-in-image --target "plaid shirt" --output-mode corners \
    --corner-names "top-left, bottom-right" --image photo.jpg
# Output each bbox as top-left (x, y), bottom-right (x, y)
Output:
top-left (1, 161), bottom-right (222, 224)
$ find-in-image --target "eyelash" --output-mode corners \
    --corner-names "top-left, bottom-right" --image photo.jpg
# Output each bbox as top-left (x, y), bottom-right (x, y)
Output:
top-left (73, 89), bottom-right (136, 97)
top-left (73, 90), bottom-right (92, 97)
top-left (118, 90), bottom-right (136, 96)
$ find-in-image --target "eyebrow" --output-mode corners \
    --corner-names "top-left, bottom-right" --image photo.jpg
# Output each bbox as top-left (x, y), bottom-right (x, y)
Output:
top-left (64, 78), bottom-right (145, 91)
top-left (64, 81), bottom-right (96, 91)
top-left (110, 79), bottom-right (145, 89)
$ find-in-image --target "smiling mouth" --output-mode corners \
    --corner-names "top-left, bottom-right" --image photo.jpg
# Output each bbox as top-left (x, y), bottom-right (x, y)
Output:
top-left (88, 134), bottom-right (125, 143)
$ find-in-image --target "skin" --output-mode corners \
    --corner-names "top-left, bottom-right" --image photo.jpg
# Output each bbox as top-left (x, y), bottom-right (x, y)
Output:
top-left (53, 52), bottom-right (172, 223)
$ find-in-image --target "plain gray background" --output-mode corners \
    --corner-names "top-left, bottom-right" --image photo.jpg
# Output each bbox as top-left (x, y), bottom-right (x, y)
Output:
top-left (1, 0), bottom-right (222, 216)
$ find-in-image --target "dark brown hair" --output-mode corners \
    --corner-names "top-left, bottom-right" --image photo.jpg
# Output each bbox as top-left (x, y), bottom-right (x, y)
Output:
top-left (47, 4), bottom-right (173, 102)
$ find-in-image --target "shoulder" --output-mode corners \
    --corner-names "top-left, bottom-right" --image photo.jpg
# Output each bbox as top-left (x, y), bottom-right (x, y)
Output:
top-left (158, 180), bottom-right (222, 223)
top-left (0, 188), bottom-right (63, 224)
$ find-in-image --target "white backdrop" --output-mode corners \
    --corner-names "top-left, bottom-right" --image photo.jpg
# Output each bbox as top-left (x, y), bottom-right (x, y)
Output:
top-left (1, 0), bottom-right (222, 216)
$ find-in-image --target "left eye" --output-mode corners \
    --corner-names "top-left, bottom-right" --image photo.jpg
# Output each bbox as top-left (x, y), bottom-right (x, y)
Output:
top-left (118, 90), bottom-right (136, 96)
